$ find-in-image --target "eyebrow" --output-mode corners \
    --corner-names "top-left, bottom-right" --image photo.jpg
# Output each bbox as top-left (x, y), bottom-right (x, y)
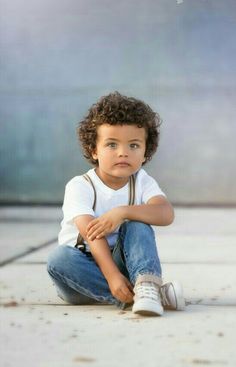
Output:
top-left (104, 138), bottom-right (143, 142)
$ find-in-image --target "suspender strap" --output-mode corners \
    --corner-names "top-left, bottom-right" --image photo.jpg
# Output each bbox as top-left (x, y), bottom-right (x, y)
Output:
top-left (75, 174), bottom-right (97, 250)
top-left (128, 174), bottom-right (135, 206)
top-left (75, 173), bottom-right (136, 250)
top-left (83, 173), bottom-right (135, 209)
top-left (83, 173), bottom-right (97, 210)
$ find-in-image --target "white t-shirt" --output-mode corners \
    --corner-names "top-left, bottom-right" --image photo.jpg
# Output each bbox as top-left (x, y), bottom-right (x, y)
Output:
top-left (58, 168), bottom-right (166, 248)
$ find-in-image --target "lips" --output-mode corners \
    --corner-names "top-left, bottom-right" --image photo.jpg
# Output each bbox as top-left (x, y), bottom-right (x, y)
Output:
top-left (115, 162), bottom-right (130, 166)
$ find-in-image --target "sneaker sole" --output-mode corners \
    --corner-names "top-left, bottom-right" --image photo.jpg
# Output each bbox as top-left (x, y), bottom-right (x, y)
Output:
top-left (132, 300), bottom-right (164, 316)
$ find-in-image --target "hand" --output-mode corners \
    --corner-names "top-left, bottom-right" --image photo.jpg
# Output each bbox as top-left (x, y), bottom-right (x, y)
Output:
top-left (86, 207), bottom-right (125, 240)
top-left (107, 272), bottom-right (134, 303)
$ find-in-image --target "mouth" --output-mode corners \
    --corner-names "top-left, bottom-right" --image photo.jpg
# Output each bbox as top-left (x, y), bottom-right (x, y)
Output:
top-left (115, 162), bottom-right (130, 167)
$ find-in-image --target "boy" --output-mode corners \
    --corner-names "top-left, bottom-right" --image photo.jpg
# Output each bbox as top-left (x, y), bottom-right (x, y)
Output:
top-left (47, 92), bottom-right (185, 316)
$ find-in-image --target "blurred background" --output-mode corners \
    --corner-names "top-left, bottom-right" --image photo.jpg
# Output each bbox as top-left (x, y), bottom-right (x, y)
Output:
top-left (0, 0), bottom-right (235, 206)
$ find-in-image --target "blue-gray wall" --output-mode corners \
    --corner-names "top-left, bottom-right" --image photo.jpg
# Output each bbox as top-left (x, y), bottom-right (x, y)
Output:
top-left (0, 0), bottom-right (236, 204)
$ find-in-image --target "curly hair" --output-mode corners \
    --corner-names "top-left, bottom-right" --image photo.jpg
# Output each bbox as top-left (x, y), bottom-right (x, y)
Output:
top-left (77, 91), bottom-right (161, 165)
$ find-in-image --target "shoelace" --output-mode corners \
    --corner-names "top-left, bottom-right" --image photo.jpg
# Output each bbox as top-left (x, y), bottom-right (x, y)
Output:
top-left (135, 282), bottom-right (161, 301)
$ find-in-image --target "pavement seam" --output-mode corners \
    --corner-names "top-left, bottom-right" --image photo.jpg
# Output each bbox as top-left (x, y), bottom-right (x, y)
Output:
top-left (0, 238), bottom-right (57, 267)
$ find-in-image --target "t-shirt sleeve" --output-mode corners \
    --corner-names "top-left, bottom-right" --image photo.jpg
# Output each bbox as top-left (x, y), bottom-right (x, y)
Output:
top-left (140, 171), bottom-right (166, 204)
top-left (62, 176), bottom-right (95, 224)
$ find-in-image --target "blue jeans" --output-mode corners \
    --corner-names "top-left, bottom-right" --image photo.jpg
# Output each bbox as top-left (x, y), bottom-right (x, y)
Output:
top-left (47, 221), bottom-right (162, 309)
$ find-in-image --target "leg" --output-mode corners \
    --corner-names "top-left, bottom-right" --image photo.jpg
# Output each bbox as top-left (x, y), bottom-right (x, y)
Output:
top-left (115, 222), bottom-right (185, 314)
top-left (49, 276), bottom-right (97, 305)
top-left (118, 221), bottom-right (162, 284)
top-left (118, 221), bottom-right (163, 315)
top-left (47, 245), bottom-right (121, 307)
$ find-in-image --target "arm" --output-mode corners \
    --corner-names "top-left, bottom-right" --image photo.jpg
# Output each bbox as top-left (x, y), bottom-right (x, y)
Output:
top-left (73, 215), bottom-right (134, 303)
top-left (122, 195), bottom-right (174, 226)
top-left (87, 195), bottom-right (174, 240)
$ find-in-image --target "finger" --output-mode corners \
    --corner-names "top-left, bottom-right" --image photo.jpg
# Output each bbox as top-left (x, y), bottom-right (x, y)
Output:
top-left (89, 229), bottom-right (108, 240)
top-left (86, 220), bottom-right (99, 232)
top-left (87, 223), bottom-right (104, 238)
top-left (87, 227), bottom-right (106, 240)
top-left (95, 231), bottom-right (106, 239)
top-left (87, 222), bottom-right (112, 239)
top-left (121, 292), bottom-right (134, 303)
top-left (125, 287), bottom-right (134, 301)
top-left (125, 295), bottom-right (134, 303)
top-left (115, 288), bottom-right (134, 303)
top-left (120, 286), bottom-right (134, 300)
top-left (119, 293), bottom-right (133, 304)
top-left (125, 280), bottom-right (134, 294)
top-left (87, 219), bottom-right (103, 233)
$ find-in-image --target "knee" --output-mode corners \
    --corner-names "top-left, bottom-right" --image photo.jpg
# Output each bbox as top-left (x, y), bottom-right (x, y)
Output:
top-left (121, 221), bottom-right (155, 243)
top-left (124, 220), bottom-right (153, 233)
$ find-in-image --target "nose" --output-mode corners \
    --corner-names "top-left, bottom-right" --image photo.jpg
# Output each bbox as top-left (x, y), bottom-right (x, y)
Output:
top-left (118, 146), bottom-right (128, 157)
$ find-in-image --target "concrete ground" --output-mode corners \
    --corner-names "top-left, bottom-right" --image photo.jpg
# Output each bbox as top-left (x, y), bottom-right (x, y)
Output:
top-left (0, 206), bottom-right (236, 367)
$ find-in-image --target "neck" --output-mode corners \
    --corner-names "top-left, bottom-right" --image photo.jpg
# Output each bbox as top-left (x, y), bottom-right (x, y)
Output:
top-left (94, 168), bottom-right (129, 190)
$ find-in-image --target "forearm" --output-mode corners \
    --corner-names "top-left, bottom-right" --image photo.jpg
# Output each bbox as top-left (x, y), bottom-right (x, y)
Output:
top-left (74, 215), bottom-right (120, 280)
top-left (119, 203), bottom-right (174, 226)
top-left (88, 237), bottom-right (120, 279)
top-left (86, 197), bottom-right (174, 241)
top-left (74, 215), bottom-right (133, 303)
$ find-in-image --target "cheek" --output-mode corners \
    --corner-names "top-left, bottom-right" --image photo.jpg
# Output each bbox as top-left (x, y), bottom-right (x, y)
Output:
top-left (139, 148), bottom-right (145, 155)
top-left (138, 150), bottom-right (146, 163)
top-left (97, 150), bottom-right (111, 162)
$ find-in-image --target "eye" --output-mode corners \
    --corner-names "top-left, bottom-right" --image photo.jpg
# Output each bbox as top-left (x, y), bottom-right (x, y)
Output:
top-left (130, 143), bottom-right (139, 149)
top-left (107, 142), bottom-right (117, 148)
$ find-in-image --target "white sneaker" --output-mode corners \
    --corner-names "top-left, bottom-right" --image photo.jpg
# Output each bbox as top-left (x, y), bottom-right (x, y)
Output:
top-left (160, 281), bottom-right (185, 310)
top-left (132, 274), bottom-right (163, 316)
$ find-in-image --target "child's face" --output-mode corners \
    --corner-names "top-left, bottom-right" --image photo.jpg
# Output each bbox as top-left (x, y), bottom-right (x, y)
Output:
top-left (92, 124), bottom-right (146, 184)
top-left (92, 124), bottom-right (146, 187)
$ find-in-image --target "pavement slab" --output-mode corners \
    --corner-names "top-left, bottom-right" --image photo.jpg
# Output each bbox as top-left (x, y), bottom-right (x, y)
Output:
top-left (0, 222), bottom-right (59, 265)
top-left (0, 206), bottom-right (61, 265)
top-left (158, 235), bottom-right (236, 264)
top-left (1, 304), bottom-right (235, 367)
top-left (0, 206), bottom-right (236, 367)
top-left (15, 235), bottom-right (236, 265)
top-left (0, 263), bottom-right (235, 307)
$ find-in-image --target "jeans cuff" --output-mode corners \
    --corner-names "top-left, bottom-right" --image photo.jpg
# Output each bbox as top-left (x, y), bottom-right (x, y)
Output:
top-left (135, 273), bottom-right (163, 287)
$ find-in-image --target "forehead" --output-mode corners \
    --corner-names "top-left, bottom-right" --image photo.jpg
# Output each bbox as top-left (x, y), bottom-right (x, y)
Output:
top-left (96, 124), bottom-right (146, 140)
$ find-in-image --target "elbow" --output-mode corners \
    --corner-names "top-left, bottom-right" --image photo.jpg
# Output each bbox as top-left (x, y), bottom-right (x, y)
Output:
top-left (167, 208), bottom-right (175, 225)
top-left (162, 204), bottom-right (175, 226)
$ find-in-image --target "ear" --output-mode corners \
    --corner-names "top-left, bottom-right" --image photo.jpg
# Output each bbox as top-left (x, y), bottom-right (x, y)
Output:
top-left (92, 150), bottom-right (98, 160)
